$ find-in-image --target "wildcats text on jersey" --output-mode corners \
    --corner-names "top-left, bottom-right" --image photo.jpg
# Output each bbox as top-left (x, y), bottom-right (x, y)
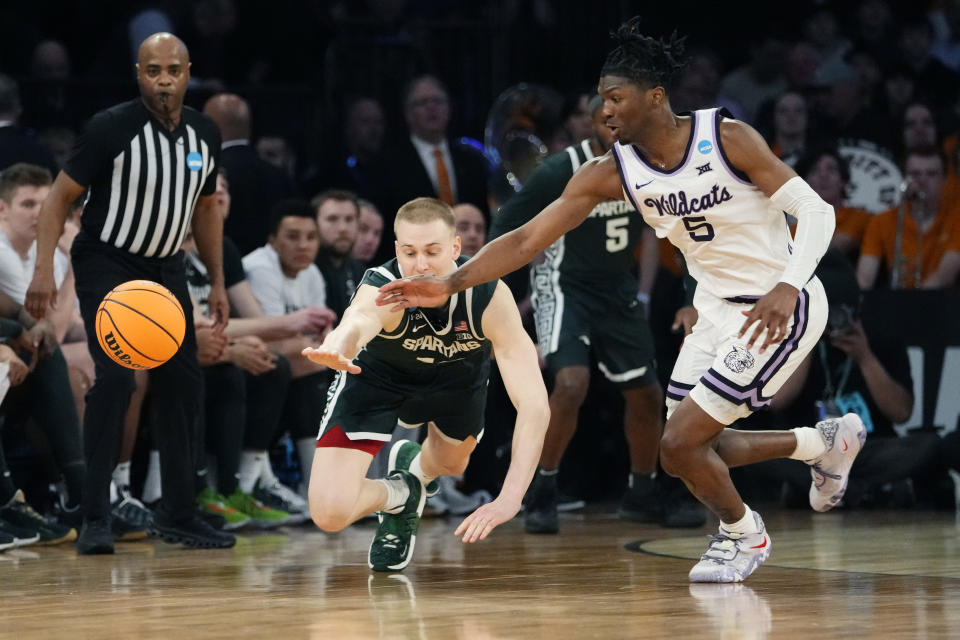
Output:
top-left (643, 184), bottom-right (732, 217)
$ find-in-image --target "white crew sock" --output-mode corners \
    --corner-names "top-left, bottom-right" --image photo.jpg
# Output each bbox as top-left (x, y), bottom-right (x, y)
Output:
top-left (239, 451), bottom-right (267, 494)
top-left (720, 504), bottom-right (759, 537)
top-left (789, 426), bottom-right (827, 461)
top-left (538, 468), bottom-right (559, 476)
top-left (142, 450), bottom-right (162, 504)
top-left (112, 461), bottom-right (131, 491)
top-left (378, 475), bottom-right (411, 513)
top-left (408, 452), bottom-right (435, 486)
top-left (296, 438), bottom-right (316, 489)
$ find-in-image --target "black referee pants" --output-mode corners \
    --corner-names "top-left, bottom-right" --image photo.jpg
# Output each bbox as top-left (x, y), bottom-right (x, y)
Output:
top-left (73, 233), bottom-right (201, 522)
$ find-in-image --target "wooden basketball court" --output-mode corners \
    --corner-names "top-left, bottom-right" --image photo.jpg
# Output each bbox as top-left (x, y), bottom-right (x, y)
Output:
top-left (3, 507), bottom-right (958, 638)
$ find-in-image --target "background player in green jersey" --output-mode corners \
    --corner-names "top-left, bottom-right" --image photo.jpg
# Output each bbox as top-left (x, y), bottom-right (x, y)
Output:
top-left (302, 197), bottom-right (549, 571)
top-left (490, 95), bottom-right (704, 532)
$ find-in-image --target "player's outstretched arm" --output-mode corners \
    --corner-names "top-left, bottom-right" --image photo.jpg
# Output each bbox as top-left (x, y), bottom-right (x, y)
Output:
top-left (377, 156), bottom-right (622, 310)
top-left (455, 282), bottom-right (550, 543)
top-left (301, 284), bottom-right (401, 373)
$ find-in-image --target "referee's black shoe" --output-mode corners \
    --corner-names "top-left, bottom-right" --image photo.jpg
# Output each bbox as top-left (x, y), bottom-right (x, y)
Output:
top-left (150, 512), bottom-right (236, 549)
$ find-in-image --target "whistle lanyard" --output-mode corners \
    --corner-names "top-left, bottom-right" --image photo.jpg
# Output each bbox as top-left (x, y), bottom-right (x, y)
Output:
top-left (818, 341), bottom-right (853, 400)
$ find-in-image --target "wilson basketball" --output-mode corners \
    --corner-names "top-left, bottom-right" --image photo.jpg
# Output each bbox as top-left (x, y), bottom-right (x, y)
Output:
top-left (95, 280), bottom-right (186, 370)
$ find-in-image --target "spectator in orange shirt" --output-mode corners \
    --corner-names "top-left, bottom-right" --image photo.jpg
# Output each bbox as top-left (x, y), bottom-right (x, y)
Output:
top-left (857, 147), bottom-right (960, 289)
top-left (794, 147), bottom-right (871, 260)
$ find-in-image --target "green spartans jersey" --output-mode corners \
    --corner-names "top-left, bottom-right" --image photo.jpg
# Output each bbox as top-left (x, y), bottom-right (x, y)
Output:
top-left (356, 257), bottom-right (496, 391)
top-left (489, 139), bottom-right (645, 301)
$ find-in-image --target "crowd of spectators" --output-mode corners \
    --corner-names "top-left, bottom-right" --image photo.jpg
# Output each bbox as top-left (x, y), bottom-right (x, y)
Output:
top-left (1, 0), bottom-right (960, 550)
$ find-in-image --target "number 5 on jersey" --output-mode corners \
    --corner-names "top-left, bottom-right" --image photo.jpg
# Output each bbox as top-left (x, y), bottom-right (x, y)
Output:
top-left (605, 217), bottom-right (630, 252)
top-left (682, 216), bottom-right (715, 242)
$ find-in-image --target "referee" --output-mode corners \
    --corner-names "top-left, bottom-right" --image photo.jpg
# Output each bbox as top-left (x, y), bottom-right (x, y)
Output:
top-left (26, 33), bottom-right (234, 553)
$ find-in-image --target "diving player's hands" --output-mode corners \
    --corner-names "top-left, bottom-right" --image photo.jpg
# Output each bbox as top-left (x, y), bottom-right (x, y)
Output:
top-left (739, 282), bottom-right (799, 354)
top-left (376, 275), bottom-right (451, 311)
top-left (454, 495), bottom-right (522, 543)
top-left (301, 346), bottom-right (361, 374)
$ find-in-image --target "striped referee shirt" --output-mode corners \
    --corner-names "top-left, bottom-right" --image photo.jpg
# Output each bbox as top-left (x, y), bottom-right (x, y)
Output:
top-left (64, 99), bottom-right (220, 258)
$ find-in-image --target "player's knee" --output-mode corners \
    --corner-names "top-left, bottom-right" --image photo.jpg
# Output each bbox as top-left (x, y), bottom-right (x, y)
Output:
top-left (430, 455), bottom-right (469, 477)
top-left (310, 502), bottom-right (352, 533)
top-left (659, 431), bottom-right (690, 478)
top-left (551, 371), bottom-right (589, 408)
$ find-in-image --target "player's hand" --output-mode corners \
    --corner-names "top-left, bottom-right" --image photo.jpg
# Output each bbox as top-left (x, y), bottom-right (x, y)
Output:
top-left (671, 305), bottom-right (698, 337)
top-left (0, 344), bottom-right (30, 386)
top-left (454, 496), bottom-right (521, 543)
top-left (739, 282), bottom-right (799, 354)
top-left (301, 346), bottom-right (361, 374)
top-left (25, 269), bottom-right (57, 320)
top-left (207, 282), bottom-right (230, 332)
top-left (376, 275), bottom-right (451, 310)
top-left (228, 336), bottom-right (277, 375)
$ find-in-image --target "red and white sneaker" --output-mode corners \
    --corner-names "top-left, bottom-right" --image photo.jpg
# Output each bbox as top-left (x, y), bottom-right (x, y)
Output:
top-left (808, 413), bottom-right (867, 512)
top-left (688, 512), bottom-right (771, 583)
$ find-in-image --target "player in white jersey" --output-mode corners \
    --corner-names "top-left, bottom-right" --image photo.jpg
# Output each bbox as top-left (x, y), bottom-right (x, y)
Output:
top-left (376, 18), bottom-right (867, 583)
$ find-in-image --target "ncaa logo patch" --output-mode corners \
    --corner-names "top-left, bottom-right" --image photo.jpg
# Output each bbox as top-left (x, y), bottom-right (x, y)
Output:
top-left (723, 345), bottom-right (755, 373)
top-left (697, 140), bottom-right (713, 154)
top-left (186, 151), bottom-right (203, 171)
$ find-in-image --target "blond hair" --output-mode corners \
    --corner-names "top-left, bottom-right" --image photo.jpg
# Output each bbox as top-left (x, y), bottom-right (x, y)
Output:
top-left (394, 197), bottom-right (455, 234)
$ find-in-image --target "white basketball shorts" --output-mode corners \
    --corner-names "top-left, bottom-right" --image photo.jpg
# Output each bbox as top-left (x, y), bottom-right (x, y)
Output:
top-left (665, 277), bottom-right (828, 425)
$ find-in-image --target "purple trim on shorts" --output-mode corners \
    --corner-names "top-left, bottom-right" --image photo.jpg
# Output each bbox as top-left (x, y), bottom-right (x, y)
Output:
top-left (612, 143), bottom-right (646, 214)
top-left (666, 379), bottom-right (695, 401)
top-left (699, 288), bottom-right (810, 411)
top-left (711, 109), bottom-right (754, 186)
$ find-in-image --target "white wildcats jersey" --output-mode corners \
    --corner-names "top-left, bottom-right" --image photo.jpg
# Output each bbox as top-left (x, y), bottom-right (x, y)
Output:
top-left (612, 108), bottom-right (793, 298)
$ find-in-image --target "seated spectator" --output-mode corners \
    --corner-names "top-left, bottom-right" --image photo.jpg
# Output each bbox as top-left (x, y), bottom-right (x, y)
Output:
top-left (767, 91), bottom-right (809, 167)
top-left (0, 163), bottom-right (150, 540)
top-left (307, 96), bottom-right (387, 199)
top-left (0, 75), bottom-right (58, 174)
top-left (794, 147), bottom-right (870, 259)
top-left (372, 75), bottom-right (489, 262)
top-left (243, 199), bottom-right (335, 513)
top-left (312, 190), bottom-right (365, 320)
top-left (184, 172), bottom-right (332, 527)
top-left (203, 93), bottom-right (295, 256)
top-left (453, 203), bottom-right (486, 257)
top-left (0, 319), bottom-right (75, 547)
top-left (352, 198), bottom-right (383, 267)
top-left (758, 251), bottom-right (941, 508)
top-left (857, 147), bottom-right (960, 289)
top-left (255, 134), bottom-right (297, 182)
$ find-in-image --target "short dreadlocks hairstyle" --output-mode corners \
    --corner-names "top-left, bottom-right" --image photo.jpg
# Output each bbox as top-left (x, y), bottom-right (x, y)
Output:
top-left (600, 17), bottom-right (688, 90)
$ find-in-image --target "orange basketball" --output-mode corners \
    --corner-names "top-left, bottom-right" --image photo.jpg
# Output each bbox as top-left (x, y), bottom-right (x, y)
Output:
top-left (95, 280), bottom-right (186, 370)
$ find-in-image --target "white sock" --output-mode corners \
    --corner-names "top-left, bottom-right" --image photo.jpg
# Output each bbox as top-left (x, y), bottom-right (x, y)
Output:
top-left (789, 426), bottom-right (827, 461)
top-left (539, 468), bottom-right (559, 476)
top-left (258, 452), bottom-right (279, 484)
top-left (720, 504), bottom-right (759, 537)
top-left (239, 451), bottom-right (267, 494)
top-left (112, 461), bottom-right (131, 490)
top-left (109, 480), bottom-right (119, 504)
top-left (296, 438), bottom-right (316, 489)
top-left (378, 475), bottom-right (411, 513)
top-left (142, 450), bottom-right (162, 504)
top-left (409, 452), bottom-right (436, 486)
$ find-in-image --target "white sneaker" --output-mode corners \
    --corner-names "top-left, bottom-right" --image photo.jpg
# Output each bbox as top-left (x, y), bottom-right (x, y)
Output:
top-left (688, 512), bottom-right (771, 583)
top-left (808, 413), bottom-right (867, 512)
top-left (254, 479), bottom-right (310, 524)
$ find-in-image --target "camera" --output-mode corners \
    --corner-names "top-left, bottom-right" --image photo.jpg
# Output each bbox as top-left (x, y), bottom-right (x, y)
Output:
top-left (827, 304), bottom-right (854, 335)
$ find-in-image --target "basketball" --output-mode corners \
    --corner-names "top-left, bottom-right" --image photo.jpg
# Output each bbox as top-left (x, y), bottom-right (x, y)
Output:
top-left (95, 280), bottom-right (186, 370)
